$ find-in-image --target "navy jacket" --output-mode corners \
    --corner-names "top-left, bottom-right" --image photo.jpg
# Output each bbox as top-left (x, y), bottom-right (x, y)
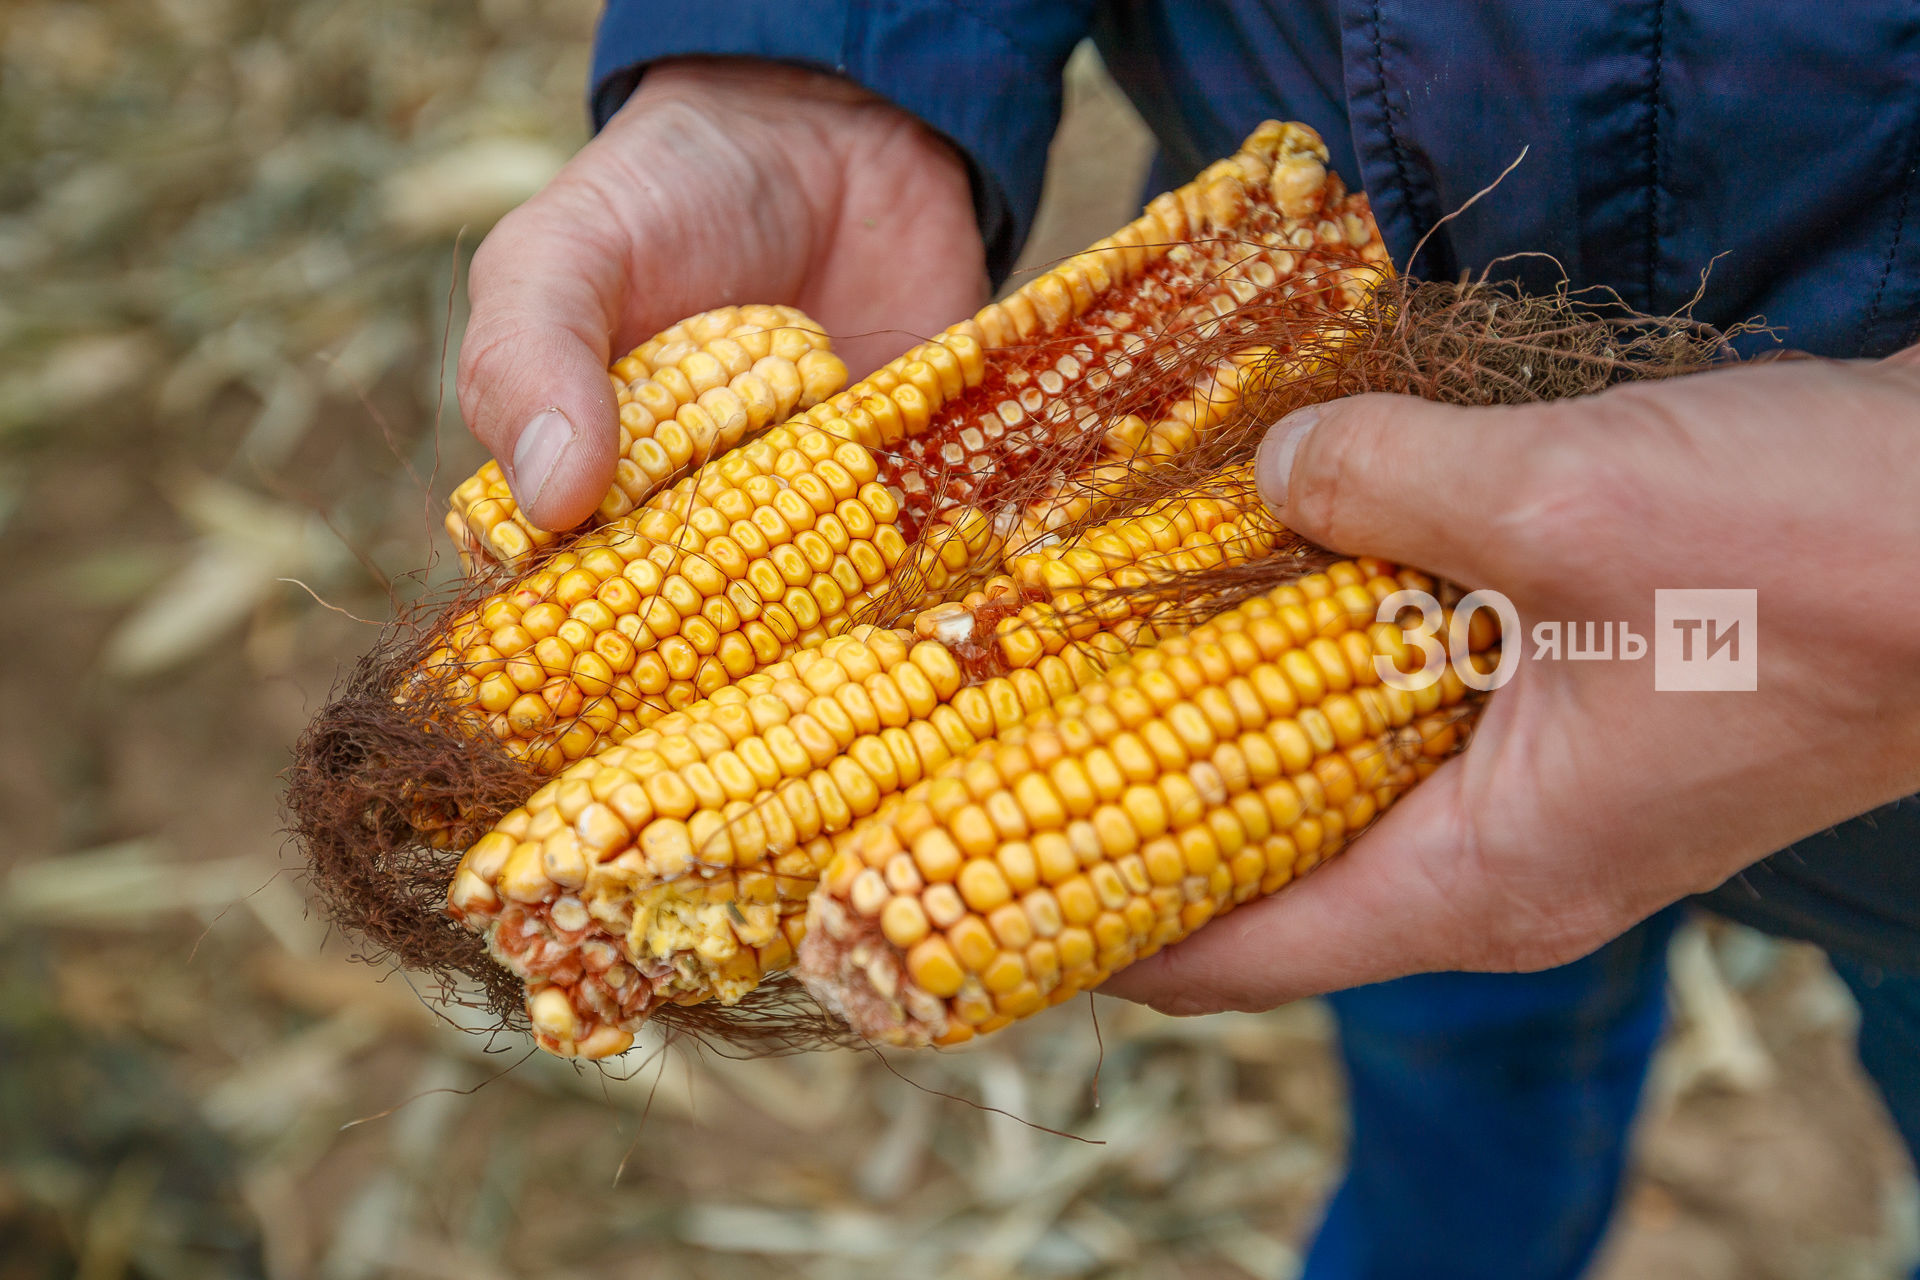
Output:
top-left (593, 0), bottom-right (1920, 358)
top-left (590, 3), bottom-right (1920, 967)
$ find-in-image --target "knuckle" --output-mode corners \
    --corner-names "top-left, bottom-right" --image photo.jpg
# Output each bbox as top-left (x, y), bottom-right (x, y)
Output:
top-left (1289, 397), bottom-right (1396, 547)
top-left (454, 320), bottom-right (521, 426)
top-left (467, 219), bottom-right (511, 282)
top-left (1488, 407), bottom-right (1646, 591)
top-left (1108, 951), bottom-right (1236, 1018)
top-left (466, 194), bottom-right (553, 294)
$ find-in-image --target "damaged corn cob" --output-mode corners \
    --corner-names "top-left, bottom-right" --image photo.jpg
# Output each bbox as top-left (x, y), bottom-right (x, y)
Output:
top-left (799, 561), bottom-right (1493, 1046)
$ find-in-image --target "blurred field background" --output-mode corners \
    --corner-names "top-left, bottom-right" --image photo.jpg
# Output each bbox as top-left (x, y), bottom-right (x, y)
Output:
top-left (2, 3), bottom-right (1916, 1277)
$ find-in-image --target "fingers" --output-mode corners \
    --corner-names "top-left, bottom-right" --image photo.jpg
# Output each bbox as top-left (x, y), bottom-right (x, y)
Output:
top-left (1254, 393), bottom-right (1558, 584)
top-left (459, 193), bottom-right (622, 532)
top-left (1098, 765), bottom-right (1606, 1015)
top-left (1098, 778), bottom-right (1469, 1013)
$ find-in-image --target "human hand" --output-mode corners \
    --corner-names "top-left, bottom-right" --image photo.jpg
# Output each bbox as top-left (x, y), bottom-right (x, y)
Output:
top-left (457, 58), bottom-right (988, 531)
top-left (1104, 346), bottom-right (1920, 1014)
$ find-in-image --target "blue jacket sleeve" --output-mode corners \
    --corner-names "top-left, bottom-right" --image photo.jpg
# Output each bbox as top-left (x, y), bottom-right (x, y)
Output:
top-left (590, 1), bottom-right (1096, 285)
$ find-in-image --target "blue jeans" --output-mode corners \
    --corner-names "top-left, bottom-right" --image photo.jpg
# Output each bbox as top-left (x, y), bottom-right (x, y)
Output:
top-left (1303, 799), bottom-right (1920, 1280)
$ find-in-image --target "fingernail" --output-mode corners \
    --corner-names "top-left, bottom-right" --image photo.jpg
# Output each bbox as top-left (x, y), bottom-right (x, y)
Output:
top-left (1254, 406), bottom-right (1319, 511)
top-left (510, 407), bottom-right (574, 522)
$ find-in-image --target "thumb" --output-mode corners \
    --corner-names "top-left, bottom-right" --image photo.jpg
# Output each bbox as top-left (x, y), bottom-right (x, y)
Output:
top-left (457, 208), bottom-right (621, 533)
top-left (1254, 392), bottom-right (1549, 583)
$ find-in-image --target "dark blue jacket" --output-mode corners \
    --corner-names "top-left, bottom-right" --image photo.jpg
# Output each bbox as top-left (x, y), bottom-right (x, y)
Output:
top-left (589, 2), bottom-right (1920, 967)
top-left (593, 0), bottom-right (1920, 358)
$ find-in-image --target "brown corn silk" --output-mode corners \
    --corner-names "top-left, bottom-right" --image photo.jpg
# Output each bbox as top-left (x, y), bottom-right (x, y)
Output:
top-left (287, 119), bottom-right (1736, 1056)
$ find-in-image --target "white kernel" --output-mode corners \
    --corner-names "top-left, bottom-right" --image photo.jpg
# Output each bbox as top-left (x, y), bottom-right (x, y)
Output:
top-left (931, 612), bottom-right (975, 648)
top-left (551, 895), bottom-right (590, 933)
top-left (529, 987), bottom-right (581, 1042)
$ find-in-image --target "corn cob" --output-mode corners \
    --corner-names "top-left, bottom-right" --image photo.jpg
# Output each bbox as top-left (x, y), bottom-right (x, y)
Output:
top-left (798, 561), bottom-right (1496, 1046)
top-left (852, 119), bottom-right (1381, 579)
top-left (446, 305), bottom-right (849, 565)
top-left (446, 551), bottom-right (1492, 1057)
